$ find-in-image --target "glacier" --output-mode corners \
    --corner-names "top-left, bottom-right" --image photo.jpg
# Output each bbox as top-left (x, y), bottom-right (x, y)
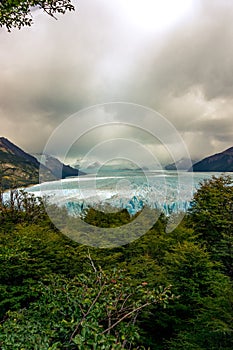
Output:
top-left (26, 170), bottom-right (218, 217)
top-left (65, 195), bottom-right (192, 217)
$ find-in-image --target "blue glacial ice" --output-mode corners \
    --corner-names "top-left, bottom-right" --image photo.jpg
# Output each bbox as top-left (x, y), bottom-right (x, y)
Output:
top-left (26, 171), bottom-right (217, 217)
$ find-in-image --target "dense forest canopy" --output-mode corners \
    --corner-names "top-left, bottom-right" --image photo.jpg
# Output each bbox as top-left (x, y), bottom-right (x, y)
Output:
top-left (0, 175), bottom-right (232, 349)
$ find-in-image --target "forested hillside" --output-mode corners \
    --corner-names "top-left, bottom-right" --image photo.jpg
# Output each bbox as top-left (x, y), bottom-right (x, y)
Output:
top-left (0, 176), bottom-right (232, 349)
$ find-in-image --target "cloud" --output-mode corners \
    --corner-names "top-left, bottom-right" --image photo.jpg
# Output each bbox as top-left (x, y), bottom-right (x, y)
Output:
top-left (0, 0), bottom-right (233, 162)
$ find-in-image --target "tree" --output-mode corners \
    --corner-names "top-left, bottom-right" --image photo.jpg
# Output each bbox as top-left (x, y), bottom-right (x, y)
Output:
top-left (0, 163), bottom-right (16, 205)
top-left (0, 0), bottom-right (75, 31)
top-left (0, 266), bottom-right (173, 349)
top-left (189, 175), bottom-right (233, 277)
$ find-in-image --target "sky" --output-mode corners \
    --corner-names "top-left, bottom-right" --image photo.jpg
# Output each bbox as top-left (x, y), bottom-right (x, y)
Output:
top-left (1, 0), bottom-right (233, 166)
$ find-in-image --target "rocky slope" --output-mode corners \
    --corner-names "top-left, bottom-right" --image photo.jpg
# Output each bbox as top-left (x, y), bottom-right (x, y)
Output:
top-left (0, 137), bottom-right (56, 189)
top-left (0, 137), bottom-right (84, 189)
top-left (34, 154), bottom-right (85, 178)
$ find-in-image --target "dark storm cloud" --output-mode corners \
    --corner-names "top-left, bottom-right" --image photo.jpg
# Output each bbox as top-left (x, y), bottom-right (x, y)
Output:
top-left (157, 1), bottom-right (233, 101)
top-left (125, 0), bottom-right (233, 101)
top-left (120, 0), bottom-right (233, 157)
top-left (0, 0), bottom-right (233, 160)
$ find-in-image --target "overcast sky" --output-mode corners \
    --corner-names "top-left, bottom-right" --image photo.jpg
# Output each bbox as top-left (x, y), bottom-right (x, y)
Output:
top-left (1, 0), bottom-right (233, 165)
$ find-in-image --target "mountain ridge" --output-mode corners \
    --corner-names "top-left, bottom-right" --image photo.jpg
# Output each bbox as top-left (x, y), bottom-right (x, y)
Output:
top-left (0, 137), bottom-right (84, 189)
top-left (0, 137), bottom-right (39, 165)
top-left (34, 153), bottom-right (86, 178)
top-left (191, 146), bottom-right (233, 172)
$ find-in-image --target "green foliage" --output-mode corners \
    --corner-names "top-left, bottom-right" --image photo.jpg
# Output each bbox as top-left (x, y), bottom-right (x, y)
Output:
top-left (84, 207), bottom-right (132, 228)
top-left (0, 269), bottom-right (173, 349)
top-left (0, 178), bottom-right (233, 349)
top-left (0, 0), bottom-right (75, 31)
top-left (0, 189), bottom-right (48, 225)
top-left (189, 175), bottom-right (233, 277)
top-left (133, 237), bottom-right (233, 349)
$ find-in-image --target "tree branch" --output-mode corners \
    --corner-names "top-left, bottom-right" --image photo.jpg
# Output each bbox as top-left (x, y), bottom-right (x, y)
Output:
top-left (69, 282), bottom-right (106, 342)
top-left (101, 301), bottom-right (153, 335)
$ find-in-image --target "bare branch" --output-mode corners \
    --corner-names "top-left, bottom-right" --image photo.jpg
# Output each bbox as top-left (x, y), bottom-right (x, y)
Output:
top-left (87, 250), bottom-right (97, 274)
top-left (101, 301), bottom-right (153, 335)
top-left (69, 282), bottom-right (106, 342)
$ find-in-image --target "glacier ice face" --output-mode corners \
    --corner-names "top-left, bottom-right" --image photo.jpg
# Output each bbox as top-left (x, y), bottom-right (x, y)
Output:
top-left (25, 171), bottom-right (205, 217)
top-left (64, 193), bottom-right (193, 217)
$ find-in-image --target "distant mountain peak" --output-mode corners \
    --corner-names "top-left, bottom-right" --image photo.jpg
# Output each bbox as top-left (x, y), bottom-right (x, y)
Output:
top-left (165, 158), bottom-right (198, 171)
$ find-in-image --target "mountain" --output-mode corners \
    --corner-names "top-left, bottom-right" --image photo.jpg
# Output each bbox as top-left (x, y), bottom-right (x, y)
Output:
top-left (86, 161), bottom-right (102, 170)
top-left (98, 160), bottom-right (149, 173)
top-left (0, 137), bottom-right (55, 189)
top-left (99, 165), bottom-right (147, 172)
top-left (165, 158), bottom-right (199, 171)
top-left (0, 137), bottom-right (85, 190)
top-left (34, 154), bottom-right (86, 178)
top-left (72, 159), bottom-right (102, 174)
top-left (191, 147), bottom-right (233, 172)
top-left (0, 137), bottom-right (39, 166)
